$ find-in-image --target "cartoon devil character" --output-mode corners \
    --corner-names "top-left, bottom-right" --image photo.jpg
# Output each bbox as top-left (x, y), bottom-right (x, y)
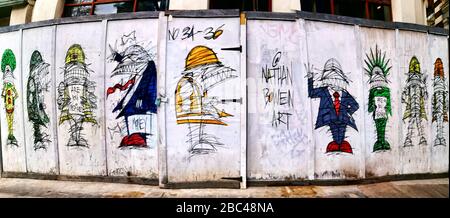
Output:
top-left (175, 46), bottom-right (237, 156)
top-left (106, 32), bottom-right (157, 148)
top-left (57, 44), bottom-right (97, 147)
top-left (364, 46), bottom-right (392, 152)
top-left (307, 58), bottom-right (359, 154)
top-left (401, 56), bottom-right (428, 147)
top-left (1, 49), bottom-right (18, 146)
top-left (27, 50), bottom-right (51, 150)
top-left (432, 58), bottom-right (448, 146)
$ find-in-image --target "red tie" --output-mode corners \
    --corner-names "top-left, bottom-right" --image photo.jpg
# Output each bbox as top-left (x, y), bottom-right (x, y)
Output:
top-left (333, 91), bottom-right (340, 116)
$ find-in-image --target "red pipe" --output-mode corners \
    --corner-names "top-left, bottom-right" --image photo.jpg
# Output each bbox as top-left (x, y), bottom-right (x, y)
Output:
top-left (365, 0), bottom-right (370, 19)
top-left (330, 0), bottom-right (335, 14)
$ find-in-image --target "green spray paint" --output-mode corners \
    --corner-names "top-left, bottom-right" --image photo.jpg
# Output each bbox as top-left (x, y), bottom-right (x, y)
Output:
top-left (364, 45), bottom-right (392, 152)
top-left (1, 49), bottom-right (18, 146)
top-left (27, 50), bottom-right (51, 150)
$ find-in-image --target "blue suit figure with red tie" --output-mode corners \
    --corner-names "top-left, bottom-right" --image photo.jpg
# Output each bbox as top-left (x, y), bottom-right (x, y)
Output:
top-left (307, 59), bottom-right (359, 154)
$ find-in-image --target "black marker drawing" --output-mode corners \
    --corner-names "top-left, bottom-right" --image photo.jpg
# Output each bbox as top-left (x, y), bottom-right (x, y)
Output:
top-left (175, 45), bottom-right (238, 157)
top-left (307, 59), bottom-right (359, 154)
top-left (401, 57), bottom-right (428, 147)
top-left (1, 49), bottom-right (18, 146)
top-left (364, 46), bottom-right (392, 152)
top-left (432, 58), bottom-right (448, 146)
top-left (57, 44), bottom-right (97, 147)
top-left (27, 50), bottom-right (51, 150)
top-left (106, 31), bottom-right (157, 149)
top-left (261, 51), bottom-right (294, 130)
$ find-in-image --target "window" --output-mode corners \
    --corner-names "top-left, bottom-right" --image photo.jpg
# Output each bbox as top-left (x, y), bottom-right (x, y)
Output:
top-left (209, 0), bottom-right (272, 11)
top-left (0, 6), bottom-right (11, 26)
top-left (63, 0), bottom-right (170, 17)
top-left (300, 0), bottom-right (392, 22)
top-left (367, 0), bottom-right (392, 21)
top-left (334, 0), bottom-right (365, 18)
top-left (0, 0), bottom-right (26, 26)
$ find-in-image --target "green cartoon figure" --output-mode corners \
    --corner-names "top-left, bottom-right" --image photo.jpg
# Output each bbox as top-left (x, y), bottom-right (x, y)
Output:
top-left (364, 46), bottom-right (392, 152)
top-left (27, 50), bottom-right (51, 150)
top-left (1, 49), bottom-right (18, 146)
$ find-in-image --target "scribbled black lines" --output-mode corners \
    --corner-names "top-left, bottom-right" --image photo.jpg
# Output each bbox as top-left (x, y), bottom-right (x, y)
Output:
top-left (307, 58), bottom-right (359, 154)
top-left (175, 45), bottom-right (238, 157)
top-left (261, 51), bottom-right (294, 130)
top-left (107, 31), bottom-right (158, 149)
top-left (401, 56), bottom-right (428, 147)
top-left (57, 44), bottom-right (98, 148)
top-left (27, 50), bottom-right (51, 150)
top-left (432, 58), bottom-right (448, 147)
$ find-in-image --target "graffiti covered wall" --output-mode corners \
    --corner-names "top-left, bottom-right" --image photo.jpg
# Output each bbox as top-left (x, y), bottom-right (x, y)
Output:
top-left (55, 22), bottom-right (106, 176)
top-left (105, 19), bottom-right (159, 179)
top-left (0, 30), bottom-right (27, 173)
top-left (22, 26), bottom-right (58, 174)
top-left (164, 16), bottom-right (243, 183)
top-left (428, 34), bottom-right (449, 173)
top-left (359, 27), bottom-right (400, 177)
top-left (247, 19), bottom-right (314, 180)
top-left (396, 30), bottom-right (432, 175)
top-left (0, 12), bottom-right (448, 186)
top-left (305, 21), bottom-right (365, 179)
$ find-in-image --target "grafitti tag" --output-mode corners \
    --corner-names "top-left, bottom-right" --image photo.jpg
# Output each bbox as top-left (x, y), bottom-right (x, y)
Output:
top-left (128, 114), bottom-right (153, 135)
top-left (68, 84), bottom-right (84, 115)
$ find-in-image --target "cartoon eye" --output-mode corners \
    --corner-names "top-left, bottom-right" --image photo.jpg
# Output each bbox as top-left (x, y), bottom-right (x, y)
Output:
top-left (113, 52), bottom-right (124, 63)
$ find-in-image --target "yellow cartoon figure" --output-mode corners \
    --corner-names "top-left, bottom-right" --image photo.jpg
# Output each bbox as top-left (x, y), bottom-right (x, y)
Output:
top-left (57, 44), bottom-right (97, 147)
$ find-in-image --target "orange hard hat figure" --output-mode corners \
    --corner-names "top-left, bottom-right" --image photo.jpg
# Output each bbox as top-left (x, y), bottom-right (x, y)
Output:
top-left (175, 46), bottom-right (237, 157)
top-left (432, 58), bottom-right (448, 146)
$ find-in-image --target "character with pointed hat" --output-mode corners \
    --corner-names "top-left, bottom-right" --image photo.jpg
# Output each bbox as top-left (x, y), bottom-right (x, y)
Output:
top-left (402, 56), bottom-right (428, 147)
top-left (106, 31), bottom-right (157, 148)
top-left (307, 58), bottom-right (359, 154)
top-left (57, 44), bottom-right (97, 147)
top-left (175, 45), bottom-right (237, 156)
top-left (27, 50), bottom-right (51, 150)
top-left (1, 49), bottom-right (18, 146)
top-left (432, 58), bottom-right (448, 146)
top-left (364, 45), bottom-right (392, 152)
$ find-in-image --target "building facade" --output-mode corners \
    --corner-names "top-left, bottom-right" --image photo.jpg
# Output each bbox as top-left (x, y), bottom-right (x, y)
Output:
top-left (427, 0), bottom-right (449, 28)
top-left (0, 0), bottom-right (446, 28)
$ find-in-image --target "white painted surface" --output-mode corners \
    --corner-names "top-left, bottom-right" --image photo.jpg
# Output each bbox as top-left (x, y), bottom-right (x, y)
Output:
top-left (396, 30), bottom-right (431, 175)
top-left (0, 16), bottom-right (447, 183)
top-left (359, 27), bottom-right (401, 177)
top-left (305, 21), bottom-right (365, 180)
top-left (165, 17), bottom-right (242, 182)
top-left (247, 19), bottom-right (314, 180)
top-left (0, 30), bottom-right (27, 173)
top-left (428, 34), bottom-right (449, 174)
top-left (22, 26), bottom-right (58, 174)
top-left (239, 15), bottom-right (247, 188)
top-left (55, 22), bottom-right (107, 176)
top-left (104, 19), bottom-right (159, 178)
top-left (157, 12), bottom-right (169, 186)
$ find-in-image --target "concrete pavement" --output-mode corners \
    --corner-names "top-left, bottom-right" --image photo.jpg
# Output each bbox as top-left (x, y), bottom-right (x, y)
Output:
top-left (0, 177), bottom-right (448, 198)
